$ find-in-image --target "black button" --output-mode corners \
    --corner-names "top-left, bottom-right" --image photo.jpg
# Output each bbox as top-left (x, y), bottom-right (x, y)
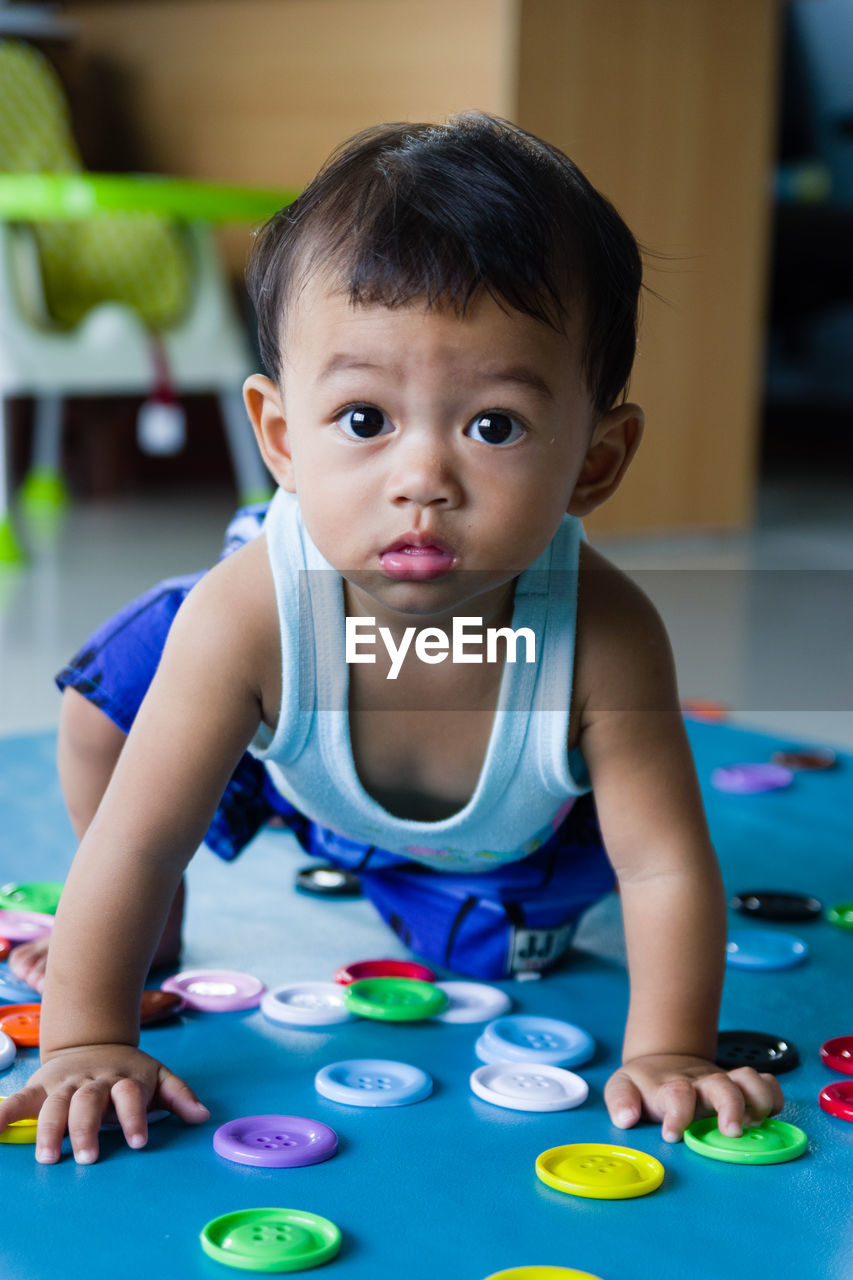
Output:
top-left (295, 865), bottom-right (362, 897)
top-left (730, 890), bottom-right (822, 922)
top-left (715, 1030), bottom-right (800, 1075)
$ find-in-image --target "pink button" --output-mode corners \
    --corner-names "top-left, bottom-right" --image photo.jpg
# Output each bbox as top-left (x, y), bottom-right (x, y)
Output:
top-left (161, 969), bottom-right (265, 1011)
top-left (0, 909), bottom-right (54, 942)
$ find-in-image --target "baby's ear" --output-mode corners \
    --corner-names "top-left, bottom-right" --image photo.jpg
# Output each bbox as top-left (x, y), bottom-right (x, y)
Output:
top-left (243, 374), bottom-right (295, 493)
top-left (567, 403), bottom-right (644, 517)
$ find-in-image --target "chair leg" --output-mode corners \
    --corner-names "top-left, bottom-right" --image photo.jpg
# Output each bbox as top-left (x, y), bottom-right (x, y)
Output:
top-left (0, 399), bottom-right (25, 564)
top-left (21, 394), bottom-right (69, 511)
top-left (218, 387), bottom-right (271, 506)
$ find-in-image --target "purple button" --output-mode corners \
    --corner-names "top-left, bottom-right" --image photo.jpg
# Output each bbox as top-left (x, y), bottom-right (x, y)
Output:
top-left (160, 969), bottom-right (265, 1011)
top-left (213, 1114), bottom-right (338, 1168)
top-left (711, 764), bottom-right (794, 794)
top-left (0, 909), bottom-right (54, 942)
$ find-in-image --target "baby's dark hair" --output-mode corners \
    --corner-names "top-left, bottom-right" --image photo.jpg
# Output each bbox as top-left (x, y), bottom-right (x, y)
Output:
top-left (247, 112), bottom-right (642, 416)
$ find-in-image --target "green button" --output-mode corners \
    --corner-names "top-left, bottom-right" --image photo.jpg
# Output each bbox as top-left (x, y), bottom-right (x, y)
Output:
top-left (684, 1117), bottom-right (808, 1165)
top-left (826, 902), bottom-right (853, 932)
top-left (200, 1208), bottom-right (340, 1273)
top-left (0, 881), bottom-right (63, 915)
top-left (343, 977), bottom-right (449, 1022)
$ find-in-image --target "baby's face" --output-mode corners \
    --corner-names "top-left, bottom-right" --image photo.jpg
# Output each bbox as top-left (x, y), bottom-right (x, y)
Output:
top-left (267, 277), bottom-right (602, 625)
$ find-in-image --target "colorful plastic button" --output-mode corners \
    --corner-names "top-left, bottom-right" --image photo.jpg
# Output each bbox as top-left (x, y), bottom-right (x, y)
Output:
top-left (0, 909), bottom-right (53, 942)
top-left (0, 939), bottom-right (11, 962)
top-left (0, 1003), bottom-right (40, 1047)
top-left (535, 1143), bottom-right (664, 1200)
top-left (470, 1063), bottom-right (588, 1113)
top-left (820, 1036), bottom-right (853, 1076)
top-left (0, 881), bottom-right (63, 915)
top-left (213, 1115), bottom-right (338, 1169)
top-left (140, 990), bottom-right (183, 1026)
top-left (476, 1016), bottom-right (595, 1068)
top-left (715, 1030), bottom-right (799, 1075)
top-left (681, 698), bottom-right (728, 722)
top-left (711, 764), bottom-right (793, 794)
top-left (200, 1207), bottom-right (341, 1273)
top-left (483, 1270), bottom-right (603, 1280)
top-left (295, 865), bottom-right (362, 897)
top-left (342, 977), bottom-right (448, 1022)
top-left (334, 958), bottom-right (436, 985)
top-left (315, 1058), bottom-right (432, 1107)
top-left (826, 902), bottom-right (853, 932)
top-left (819, 1081), bottom-right (853, 1123)
top-left (0, 971), bottom-right (41, 1004)
top-left (771, 747), bottom-right (836, 771)
top-left (684, 1116), bottom-right (808, 1164)
top-left (0, 1030), bottom-right (15, 1070)
top-left (160, 969), bottom-right (265, 1011)
top-left (433, 981), bottom-right (512, 1024)
top-left (730, 890), bottom-right (822, 923)
top-left (726, 930), bottom-right (808, 971)
top-left (261, 982), bottom-right (353, 1027)
top-left (0, 1098), bottom-right (37, 1145)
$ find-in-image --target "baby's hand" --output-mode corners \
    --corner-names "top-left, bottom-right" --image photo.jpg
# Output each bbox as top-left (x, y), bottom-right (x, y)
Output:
top-left (0, 1044), bottom-right (209, 1164)
top-left (604, 1054), bottom-right (784, 1143)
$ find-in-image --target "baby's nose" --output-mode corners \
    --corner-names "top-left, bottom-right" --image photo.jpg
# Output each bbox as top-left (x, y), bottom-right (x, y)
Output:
top-left (386, 442), bottom-right (462, 508)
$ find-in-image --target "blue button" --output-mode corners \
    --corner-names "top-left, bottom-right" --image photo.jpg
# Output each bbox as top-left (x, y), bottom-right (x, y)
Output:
top-left (314, 1058), bottom-right (433, 1107)
top-left (476, 1016), bottom-right (595, 1067)
top-left (726, 930), bottom-right (808, 971)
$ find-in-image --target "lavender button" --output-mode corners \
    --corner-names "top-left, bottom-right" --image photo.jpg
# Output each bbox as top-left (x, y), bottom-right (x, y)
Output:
top-left (161, 968), bottom-right (265, 1011)
top-left (0, 909), bottom-right (54, 942)
top-left (213, 1114), bottom-right (338, 1168)
top-left (711, 764), bottom-right (794, 794)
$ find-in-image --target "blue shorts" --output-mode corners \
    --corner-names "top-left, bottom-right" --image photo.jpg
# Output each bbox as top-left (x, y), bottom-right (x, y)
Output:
top-left (56, 505), bottom-right (615, 979)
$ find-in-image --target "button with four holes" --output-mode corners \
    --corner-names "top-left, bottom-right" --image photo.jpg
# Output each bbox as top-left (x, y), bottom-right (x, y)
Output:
top-left (200, 1207), bottom-right (341, 1272)
top-left (470, 1062), bottom-right (588, 1113)
top-left (0, 881), bottom-right (63, 915)
top-left (715, 1030), bottom-right (800, 1075)
top-left (684, 1116), bottom-right (808, 1164)
top-left (0, 1097), bottom-right (37, 1144)
top-left (725, 931), bottom-right (808, 971)
top-left (261, 982), bottom-right (353, 1027)
top-left (535, 1143), bottom-right (664, 1200)
top-left (213, 1114), bottom-right (338, 1168)
top-left (160, 969), bottom-right (265, 1011)
top-left (342, 977), bottom-right (448, 1021)
top-left (0, 1003), bottom-right (40, 1047)
top-left (476, 1016), bottom-right (595, 1068)
top-left (826, 902), bottom-right (853, 932)
top-left (314, 1058), bottom-right (432, 1107)
top-left (334, 958), bottom-right (436, 985)
top-left (711, 764), bottom-right (793, 794)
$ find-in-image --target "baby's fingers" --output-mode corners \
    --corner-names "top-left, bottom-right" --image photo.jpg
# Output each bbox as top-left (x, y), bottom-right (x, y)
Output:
top-left (603, 1069), bottom-right (644, 1130)
top-left (723, 1067), bottom-right (785, 1124)
top-left (110, 1077), bottom-right (150, 1151)
top-left (67, 1081), bottom-right (112, 1164)
top-left (34, 1091), bottom-right (72, 1163)
top-left (0, 1086), bottom-right (46, 1143)
top-left (152, 1066), bottom-right (209, 1125)
top-left (694, 1071), bottom-right (749, 1137)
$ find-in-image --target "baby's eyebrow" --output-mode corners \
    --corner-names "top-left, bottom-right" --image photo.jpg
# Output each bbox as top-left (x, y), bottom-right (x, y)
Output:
top-left (317, 354), bottom-right (554, 402)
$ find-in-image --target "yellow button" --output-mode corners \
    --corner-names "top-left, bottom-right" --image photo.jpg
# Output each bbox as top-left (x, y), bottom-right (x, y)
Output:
top-left (536, 1143), bottom-right (665, 1200)
top-left (483, 1269), bottom-right (603, 1280)
top-left (0, 1098), bottom-right (37, 1145)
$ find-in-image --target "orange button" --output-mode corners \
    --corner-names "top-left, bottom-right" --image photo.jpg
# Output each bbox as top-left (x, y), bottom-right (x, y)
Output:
top-left (0, 1003), bottom-right (40, 1047)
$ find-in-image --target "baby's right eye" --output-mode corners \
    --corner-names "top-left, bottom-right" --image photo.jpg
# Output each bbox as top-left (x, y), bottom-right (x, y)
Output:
top-left (336, 405), bottom-right (392, 439)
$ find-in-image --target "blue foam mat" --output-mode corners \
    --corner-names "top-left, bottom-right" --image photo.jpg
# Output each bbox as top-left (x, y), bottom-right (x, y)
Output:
top-left (0, 723), bottom-right (851, 1280)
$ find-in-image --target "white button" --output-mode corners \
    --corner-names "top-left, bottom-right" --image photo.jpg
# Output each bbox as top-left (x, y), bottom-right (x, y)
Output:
top-left (470, 1062), bottom-right (589, 1112)
top-left (261, 982), bottom-right (353, 1027)
top-left (432, 981), bottom-right (512, 1024)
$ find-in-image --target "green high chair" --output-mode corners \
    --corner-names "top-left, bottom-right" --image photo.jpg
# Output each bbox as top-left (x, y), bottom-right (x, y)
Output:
top-left (0, 39), bottom-right (297, 562)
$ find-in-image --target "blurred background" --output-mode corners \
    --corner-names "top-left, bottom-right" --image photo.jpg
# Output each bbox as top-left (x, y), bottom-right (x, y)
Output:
top-left (0, 0), bottom-right (850, 744)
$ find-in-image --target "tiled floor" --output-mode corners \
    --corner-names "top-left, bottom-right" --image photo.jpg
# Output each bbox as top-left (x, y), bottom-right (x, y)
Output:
top-left (1, 470), bottom-right (851, 746)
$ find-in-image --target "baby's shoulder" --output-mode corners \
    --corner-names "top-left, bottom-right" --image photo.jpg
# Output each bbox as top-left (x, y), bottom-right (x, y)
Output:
top-left (574, 542), bottom-right (677, 717)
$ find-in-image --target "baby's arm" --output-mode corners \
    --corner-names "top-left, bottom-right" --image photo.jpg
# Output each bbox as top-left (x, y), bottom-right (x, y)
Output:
top-left (574, 548), bottom-right (784, 1141)
top-left (0, 538), bottom-right (277, 1162)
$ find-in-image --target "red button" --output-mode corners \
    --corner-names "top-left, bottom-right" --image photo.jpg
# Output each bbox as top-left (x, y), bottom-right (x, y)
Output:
top-left (819, 1081), bottom-right (853, 1123)
top-left (0, 939), bottom-right (11, 961)
top-left (334, 959), bottom-right (436, 985)
top-left (820, 1036), bottom-right (853, 1077)
top-left (0, 1003), bottom-right (40, 1047)
top-left (140, 989), bottom-right (184, 1026)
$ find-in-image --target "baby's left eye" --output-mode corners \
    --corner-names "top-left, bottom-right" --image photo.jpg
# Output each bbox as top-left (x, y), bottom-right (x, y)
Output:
top-left (465, 412), bottom-right (525, 446)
